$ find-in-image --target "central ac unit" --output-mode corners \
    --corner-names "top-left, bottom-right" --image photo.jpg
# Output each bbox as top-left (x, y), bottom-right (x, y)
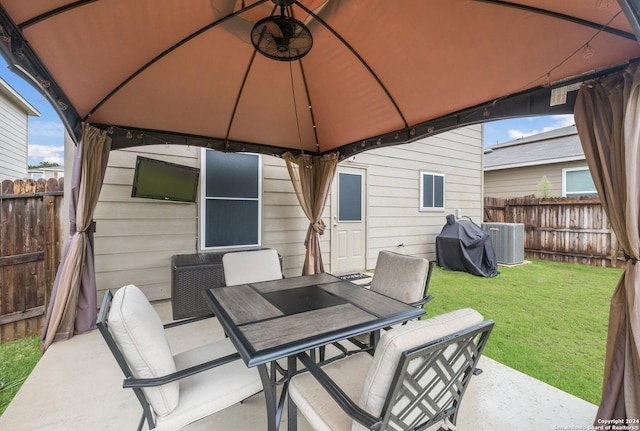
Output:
top-left (481, 222), bottom-right (525, 265)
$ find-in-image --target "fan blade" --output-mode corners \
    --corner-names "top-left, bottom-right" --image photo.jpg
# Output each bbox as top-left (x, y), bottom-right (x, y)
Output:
top-left (288, 35), bottom-right (312, 49)
top-left (277, 20), bottom-right (295, 39)
top-left (263, 20), bottom-right (283, 39)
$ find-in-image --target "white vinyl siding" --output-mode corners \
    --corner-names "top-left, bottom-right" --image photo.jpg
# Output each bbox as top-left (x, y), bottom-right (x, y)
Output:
top-left (0, 87), bottom-right (30, 180)
top-left (342, 125), bottom-right (483, 270)
top-left (93, 145), bottom-right (200, 301)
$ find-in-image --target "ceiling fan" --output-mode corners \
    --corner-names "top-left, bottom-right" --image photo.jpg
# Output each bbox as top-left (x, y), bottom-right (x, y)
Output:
top-left (251, 0), bottom-right (313, 61)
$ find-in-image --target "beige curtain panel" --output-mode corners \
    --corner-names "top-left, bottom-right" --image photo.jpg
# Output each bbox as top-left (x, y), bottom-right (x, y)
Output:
top-left (41, 123), bottom-right (112, 351)
top-left (283, 152), bottom-right (339, 275)
top-left (574, 62), bottom-right (640, 423)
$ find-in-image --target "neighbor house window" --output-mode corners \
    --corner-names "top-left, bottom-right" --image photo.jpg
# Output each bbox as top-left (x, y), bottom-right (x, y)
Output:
top-left (420, 172), bottom-right (445, 210)
top-left (563, 167), bottom-right (597, 197)
top-left (201, 150), bottom-right (261, 249)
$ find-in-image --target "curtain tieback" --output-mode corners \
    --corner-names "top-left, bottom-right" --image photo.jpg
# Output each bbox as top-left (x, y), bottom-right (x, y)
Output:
top-left (70, 221), bottom-right (96, 235)
top-left (312, 220), bottom-right (326, 235)
top-left (623, 252), bottom-right (638, 265)
top-left (304, 220), bottom-right (326, 248)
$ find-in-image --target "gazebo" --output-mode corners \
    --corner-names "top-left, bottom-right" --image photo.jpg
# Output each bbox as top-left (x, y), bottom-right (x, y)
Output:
top-left (0, 0), bottom-right (638, 424)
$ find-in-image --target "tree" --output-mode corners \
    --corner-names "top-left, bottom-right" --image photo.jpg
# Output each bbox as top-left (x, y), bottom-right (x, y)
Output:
top-left (28, 161), bottom-right (60, 170)
top-left (536, 175), bottom-right (556, 198)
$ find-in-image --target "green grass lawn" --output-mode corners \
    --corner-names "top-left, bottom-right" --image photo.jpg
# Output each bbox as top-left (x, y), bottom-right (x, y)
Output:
top-left (0, 336), bottom-right (41, 416)
top-left (425, 258), bottom-right (622, 405)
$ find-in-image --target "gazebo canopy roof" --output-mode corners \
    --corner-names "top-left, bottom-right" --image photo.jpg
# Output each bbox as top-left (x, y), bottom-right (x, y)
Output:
top-left (0, 0), bottom-right (639, 159)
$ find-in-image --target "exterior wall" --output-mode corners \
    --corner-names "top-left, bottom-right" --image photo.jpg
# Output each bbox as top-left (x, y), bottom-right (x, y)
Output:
top-left (348, 125), bottom-right (483, 269)
top-left (0, 88), bottom-right (29, 181)
top-left (93, 146), bottom-right (200, 301)
top-left (93, 147), bottom-right (313, 301)
top-left (484, 160), bottom-right (588, 198)
top-left (90, 125), bottom-right (482, 301)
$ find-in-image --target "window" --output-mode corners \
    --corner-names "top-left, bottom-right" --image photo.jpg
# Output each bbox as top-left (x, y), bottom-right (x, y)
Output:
top-left (420, 172), bottom-right (445, 210)
top-left (563, 167), bottom-right (597, 197)
top-left (201, 150), bottom-right (261, 249)
top-left (338, 172), bottom-right (363, 222)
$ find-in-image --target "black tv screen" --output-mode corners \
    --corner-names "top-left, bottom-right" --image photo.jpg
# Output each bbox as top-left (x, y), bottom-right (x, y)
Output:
top-left (131, 156), bottom-right (200, 202)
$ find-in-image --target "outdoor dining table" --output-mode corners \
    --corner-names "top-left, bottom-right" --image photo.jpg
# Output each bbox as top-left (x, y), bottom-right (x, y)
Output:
top-left (203, 272), bottom-right (425, 431)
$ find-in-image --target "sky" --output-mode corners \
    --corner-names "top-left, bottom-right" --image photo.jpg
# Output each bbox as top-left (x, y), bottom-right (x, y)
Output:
top-left (0, 57), bottom-right (574, 165)
top-left (0, 59), bottom-right (65, 166)
top-left (482, 114), bottom-right (575, 147)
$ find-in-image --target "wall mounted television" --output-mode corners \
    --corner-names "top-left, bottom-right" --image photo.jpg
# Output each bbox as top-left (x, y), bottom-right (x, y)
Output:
top-left (131, 156), bottom-right (200, 202)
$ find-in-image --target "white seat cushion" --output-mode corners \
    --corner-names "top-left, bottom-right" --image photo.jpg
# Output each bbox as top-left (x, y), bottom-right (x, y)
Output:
top-left (154, 338), bottom-right (263, 431)
top-left (353, 308), bottom-right (484, 431)
top-left (222, 249), bottom-right (283, 285)
top-left (107, 284), bottom-right (179, 417)
top-left (290, 352), bottom-right (373, 431)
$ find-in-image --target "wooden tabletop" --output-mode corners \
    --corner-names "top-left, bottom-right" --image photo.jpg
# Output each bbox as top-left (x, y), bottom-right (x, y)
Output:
top-left (203, 273), bottom-right (425, 367)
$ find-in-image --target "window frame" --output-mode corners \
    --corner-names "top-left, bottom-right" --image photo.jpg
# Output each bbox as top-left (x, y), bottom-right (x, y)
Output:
top-left (199, 149), bottom-right (262, 250)
top-left (419, 171), bottom-right (445, 211)
top-left (562, 166), bottom-right (597, 197)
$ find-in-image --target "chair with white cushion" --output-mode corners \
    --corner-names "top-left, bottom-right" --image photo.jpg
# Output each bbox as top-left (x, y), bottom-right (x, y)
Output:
top-left (222, 248), bottom-right (283, 286)
top-left (344, 250), bottom-right (434, 353)
top-left (289, 308), bottom-right (494, 431)
top-left (97, 284), bottom-right (262, 431)
top-left (368, 250), bottom-right (434, 307)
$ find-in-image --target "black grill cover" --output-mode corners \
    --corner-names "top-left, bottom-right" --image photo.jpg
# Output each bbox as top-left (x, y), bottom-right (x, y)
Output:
top-left (436, 215), bottom-right (499, 278)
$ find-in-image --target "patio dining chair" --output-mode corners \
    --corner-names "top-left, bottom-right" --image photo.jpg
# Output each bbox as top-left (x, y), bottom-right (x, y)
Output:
top-left (343, 250), bottom-right (435, 353)
top-left (97, 284), bottom-right (262, 431)
top-left (222, 247), bottom-right (297, 378)
top-left (222, 248), bottom-right (283, 286)
top-left (290, 308), bottom-right (493, 431)
top-left (368, 250), bottom-right (434, 307)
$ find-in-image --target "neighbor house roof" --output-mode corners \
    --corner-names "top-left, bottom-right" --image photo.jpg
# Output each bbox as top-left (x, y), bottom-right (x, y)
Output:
top-left (0, 77), bottom-right (40, 117)
top-left (483, 125), bottom-right (583, 171)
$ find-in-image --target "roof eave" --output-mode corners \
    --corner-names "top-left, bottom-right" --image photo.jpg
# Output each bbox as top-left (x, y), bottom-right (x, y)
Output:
top-left (484, 155), bottom-right (586, 171)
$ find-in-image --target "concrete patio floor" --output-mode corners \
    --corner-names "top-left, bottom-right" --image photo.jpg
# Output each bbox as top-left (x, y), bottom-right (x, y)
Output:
top-left (0, 300), bottom-right (598, 431)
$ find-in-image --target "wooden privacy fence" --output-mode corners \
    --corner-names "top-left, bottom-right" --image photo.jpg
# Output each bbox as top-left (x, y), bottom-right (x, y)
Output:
top-left (0, 178), bottom-right (64, 342)
top-left (484, 195), bottom-right (623, 267)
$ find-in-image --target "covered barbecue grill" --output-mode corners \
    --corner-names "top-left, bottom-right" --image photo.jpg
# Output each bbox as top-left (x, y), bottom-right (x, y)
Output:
top-left (436, 215), bottom-right (498, 278)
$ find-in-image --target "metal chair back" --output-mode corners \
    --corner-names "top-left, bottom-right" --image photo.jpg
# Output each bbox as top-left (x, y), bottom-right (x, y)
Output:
top-left (379, 320), bottom-right (494, 430)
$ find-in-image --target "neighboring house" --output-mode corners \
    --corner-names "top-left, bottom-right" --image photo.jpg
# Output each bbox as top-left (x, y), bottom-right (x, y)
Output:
top-left (28, 166), bottom-right (64, 180)
top-left (67, 125), bottom-right (483, 302)
top-left (0, 77), bottom-right (40, 181)
top-left (483, 125), bottom-right (597, 198)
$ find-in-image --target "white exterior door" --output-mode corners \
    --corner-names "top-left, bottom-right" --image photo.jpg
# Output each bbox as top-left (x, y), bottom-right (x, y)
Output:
top-left (331, 166), bottom-right (366, 274)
